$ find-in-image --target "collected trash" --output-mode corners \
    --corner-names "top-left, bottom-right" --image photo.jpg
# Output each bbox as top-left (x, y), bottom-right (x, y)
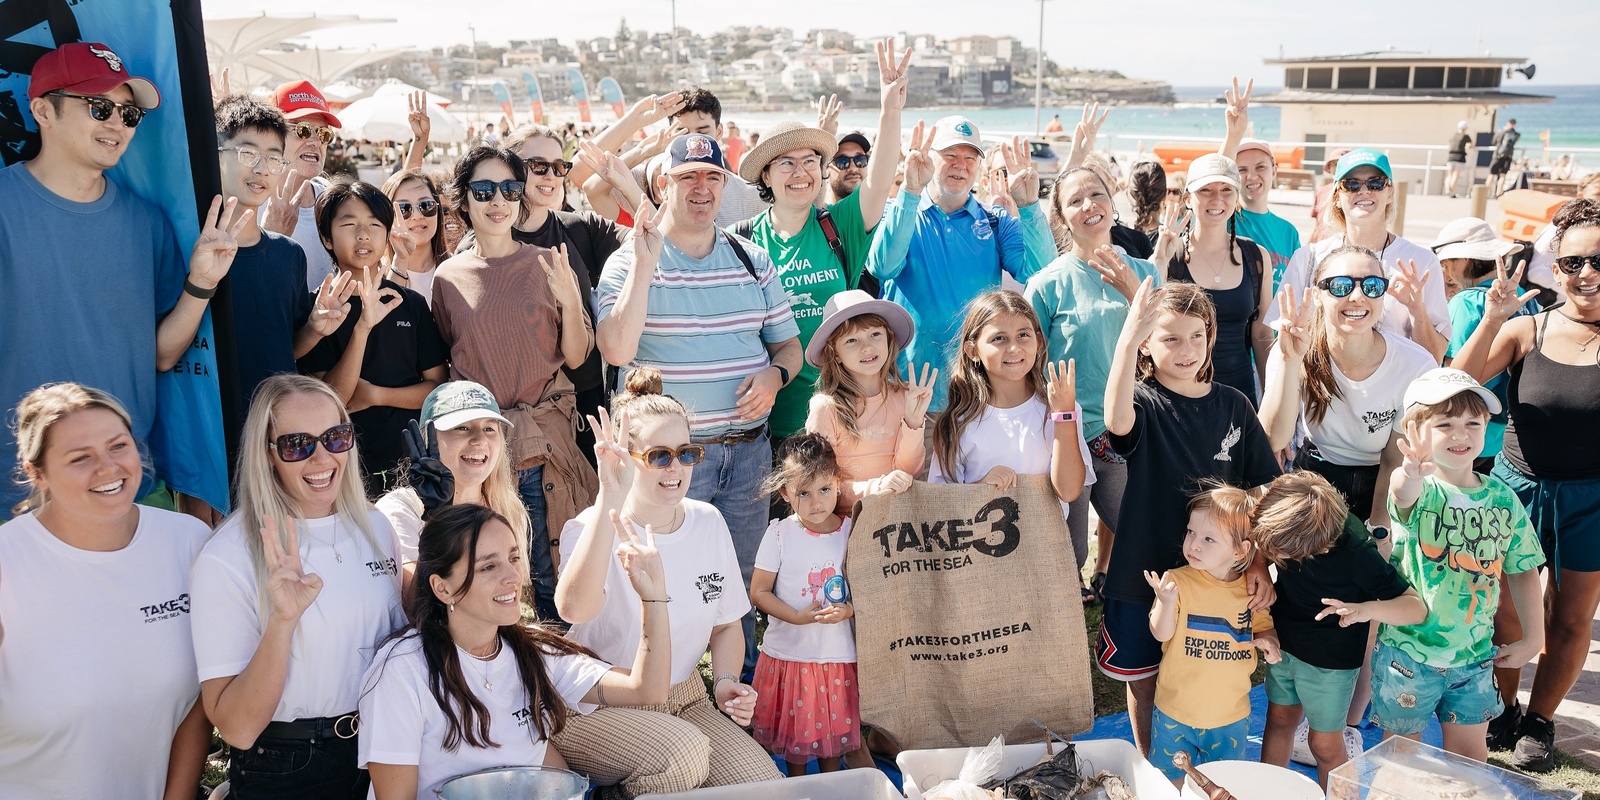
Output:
top-left (922, 736), bottom-right (1139, 800)
top-left (1171, 752), bottom-right (1232, 800)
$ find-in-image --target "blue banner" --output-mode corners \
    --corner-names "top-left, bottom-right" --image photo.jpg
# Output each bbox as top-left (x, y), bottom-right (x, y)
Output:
top-left (0, 0), bottom-right (229, 512)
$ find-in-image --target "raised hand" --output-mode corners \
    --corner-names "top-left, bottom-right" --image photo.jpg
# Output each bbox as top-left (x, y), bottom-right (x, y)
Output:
top-left (262, 177), bottom-right (314, 237)
top-left (628, 91), bottom-right (685, 126)
top-left (1123, 277), bottom-right (1165, 343)
top-left (407, 90), bottom-right (432, 142)
top-left (404, 419), bottom-right (455, 515)
top-left (188, 195), bottom-right (250, 292)
top-left (638, 126), bottom-right (673, 160)
top-left (1398, 420), bottom-right (1436, 480)
top-left (1144, 569), bottom-right (1178, 603)
top-left (388, 228), bottom-right (418, 275)
top-left (577, 139), bottom-right (635, 191)
top-left (356, 265), bottom-right (403, 331)
top-left (209, 68), bottom-right (230, 103)
top-left (1389, 259), bottom-right (1432, 315)
top-left (589, 407), bottom-right (636, 497)
top-left (1316, 597), bottom-right (1375, 627)
top-left (984, 171), bottom-right (1019, 218)
top-left (261, 517), bottom-right (323, 623)
top-left (903, 363), bottom-right (938, 426)
top-left (978, 465), bottom-right (1018, 492)
top-left (309, 271), bottom-right (357, 336)
top-left (1483, 259), bottom-right (1533, 322)
top-left (876, 39), bottom-right (913, 113)
top-left (1046, 359), bottom-right (1077, 413)
top-left (1066, 102), bottom-right (1110, 170)
top-left (1001, 135), bottom-right (1040, 207)
top-left (815, 93), bottom-right (844, 135)
top-left (1270, 286), bottom-right (1315, 361)
top-left (1223, 77), bottom-right (1253, 137)
top-left (631, 199), bottom-right (668, 268)
top-left (903, 120), bottom-right (934, 195)
top-left (1088, 244), bottom-right (1143, 301)
top-left (1151, 202), bottom-right (1191, 268)
top-left (613, 511), bottom-right (667, 602)
top-left (539, 244), bottom-right (585, 313)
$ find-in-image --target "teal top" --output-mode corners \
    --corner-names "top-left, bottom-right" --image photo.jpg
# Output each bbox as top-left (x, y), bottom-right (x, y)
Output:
top-left (1234, 208), bottom-right (1302, 296)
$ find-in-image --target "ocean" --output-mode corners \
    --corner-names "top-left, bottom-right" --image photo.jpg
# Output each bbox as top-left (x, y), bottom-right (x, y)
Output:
top-left (729, 84), bottom-right (1600, 154)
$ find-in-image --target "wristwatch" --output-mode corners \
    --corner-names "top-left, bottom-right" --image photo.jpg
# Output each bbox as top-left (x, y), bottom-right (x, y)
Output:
top-left (771, 364), bottom-right (791, 386)
top-left (1369, 525), bottom-right (1390, 541)
top-left (1048, 411), bottom-right (1079, 423)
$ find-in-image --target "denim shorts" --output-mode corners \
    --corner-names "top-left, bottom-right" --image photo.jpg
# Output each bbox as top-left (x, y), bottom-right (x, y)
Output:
top-left (1151, 706), bottom-right (1249, 781)
top-left (1368, 642), bottom-right (1502, 735)
top-left (1265, 651), bottom-right (1361, 733)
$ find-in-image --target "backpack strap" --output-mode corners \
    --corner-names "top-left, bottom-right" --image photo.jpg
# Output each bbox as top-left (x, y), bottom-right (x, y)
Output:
top-left (814, 206), bottom-right (880, 297)
top-left (722, 230), bottom-right (760, 282)
top-left (730, 216), bottom-right (758, 244)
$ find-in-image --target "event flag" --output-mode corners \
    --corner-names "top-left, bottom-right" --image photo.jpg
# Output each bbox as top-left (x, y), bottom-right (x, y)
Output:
top-left (491, 80), bottom-right (515, 126)
top-left (520, 71), bottom-right (545, 124)
top-left (598, 76), bottom-right (625, 119)
top-left (568, 67), bottom-right (591, 123)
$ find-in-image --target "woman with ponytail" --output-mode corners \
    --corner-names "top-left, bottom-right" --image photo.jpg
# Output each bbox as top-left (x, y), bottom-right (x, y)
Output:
top-left (358, 504), bottom-right (669, 799)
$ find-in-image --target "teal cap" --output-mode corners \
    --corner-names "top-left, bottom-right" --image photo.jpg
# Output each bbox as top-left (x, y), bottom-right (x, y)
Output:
top-left (1335, 148), bottom-right (1393, 181)
top-left (420, 381), bottom-right (511, 432)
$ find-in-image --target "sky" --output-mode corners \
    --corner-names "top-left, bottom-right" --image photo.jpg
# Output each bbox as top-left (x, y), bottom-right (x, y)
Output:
top-left (205, 0), bottom-right (1598, 87)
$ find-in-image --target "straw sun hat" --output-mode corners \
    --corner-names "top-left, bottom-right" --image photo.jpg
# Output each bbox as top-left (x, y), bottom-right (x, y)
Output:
top-left (738, 121), bottom-right (839, 184)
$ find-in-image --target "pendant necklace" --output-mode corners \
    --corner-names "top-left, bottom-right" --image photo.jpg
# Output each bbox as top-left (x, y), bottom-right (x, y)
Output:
top-left (465, 638), bottom-right (502, 691)
top-left (1563, 312), bottom-right (1600, 351)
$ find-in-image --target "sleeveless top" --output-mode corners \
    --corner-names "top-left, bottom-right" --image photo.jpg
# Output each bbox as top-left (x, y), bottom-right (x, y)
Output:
top-left (1502, 311), bottom-right (1600, 479)
top-left (1167, 237), bottom-right (1265, 404)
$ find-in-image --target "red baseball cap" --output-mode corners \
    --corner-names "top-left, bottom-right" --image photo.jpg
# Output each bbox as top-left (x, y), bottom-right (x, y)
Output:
top-left (273, 80), bottom-right (342, 128)
top-left (28, 42), bottom-right (161, 109)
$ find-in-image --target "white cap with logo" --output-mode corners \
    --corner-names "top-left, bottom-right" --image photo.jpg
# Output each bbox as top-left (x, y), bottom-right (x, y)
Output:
top-left (930, 116), bottom-right (984, 154)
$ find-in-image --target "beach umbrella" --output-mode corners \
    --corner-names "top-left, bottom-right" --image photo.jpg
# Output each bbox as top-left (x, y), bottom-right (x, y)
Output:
top-left (337, 94), bottom-right (466, 143)
top-left (371, 80), bottom-right (453, 108)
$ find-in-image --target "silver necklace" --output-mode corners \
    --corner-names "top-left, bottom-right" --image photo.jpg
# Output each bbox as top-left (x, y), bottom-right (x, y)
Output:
top-left (464, 638), bottom-right (502, 691)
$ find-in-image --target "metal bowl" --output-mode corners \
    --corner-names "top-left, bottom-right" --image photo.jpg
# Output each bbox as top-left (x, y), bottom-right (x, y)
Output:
top-left (434, 766), bottom-right (590, 800)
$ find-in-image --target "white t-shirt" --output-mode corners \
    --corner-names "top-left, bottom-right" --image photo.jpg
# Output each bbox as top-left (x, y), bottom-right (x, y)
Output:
top-left (190, 510), bottom-right (405, 720)
top-left (358, 634), bottom-right (610, 800)
top-left (1266, 329), bottom-right (1437, 466)
top-left (1264, 235), bottom-right (1452, 342)
top-left (559, 501), bottom-right (751, 684)
top-left (753, 516), bottom-right (856, 664)
top-left (0, 508), bottom-right (211, 800)
top-left (928, 397), bottom-right (1097, 502)
top-left (294, 178), bottom-right (335, 291)
top-left (376, 488), bottom-right (425, 565)
top-left (409, 267), bottom-right (437, 306)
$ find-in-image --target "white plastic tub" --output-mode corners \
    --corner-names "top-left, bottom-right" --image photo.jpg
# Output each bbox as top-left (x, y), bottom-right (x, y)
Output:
top-left (1178, 760), bottom-right (1321, 800)
top-left (897, 738), bottom-right (1179, 800)
top-left (636, 768), bottom-right (901, 800)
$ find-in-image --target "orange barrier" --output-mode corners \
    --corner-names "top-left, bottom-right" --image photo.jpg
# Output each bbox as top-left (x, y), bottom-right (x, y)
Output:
top-left (1152, 142), bottom-right (1304, 171)
top-left (1496, 190), bottom-right (1570, 242)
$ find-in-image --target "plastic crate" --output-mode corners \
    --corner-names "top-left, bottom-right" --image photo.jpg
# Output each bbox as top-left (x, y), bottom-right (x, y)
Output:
top-left (636, 768), bottom-right (901, 799)
top-left (897, 738), bottom-right (1178, 800)
top-left (1328, 736), bottom-right (1580, 800)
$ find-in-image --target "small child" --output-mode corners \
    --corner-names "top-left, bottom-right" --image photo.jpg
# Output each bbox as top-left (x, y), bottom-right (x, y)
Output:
top-left (749, 434), bottom-right (864, 774)
top-left (1253, 471), bottom-right (1426, 788)
top-left (1370, 368), bottom-right (1545, 762)
top-left (1146, 486), bottom-right (1281, 786)
top-left (804, 290), bottom-right (933, 508)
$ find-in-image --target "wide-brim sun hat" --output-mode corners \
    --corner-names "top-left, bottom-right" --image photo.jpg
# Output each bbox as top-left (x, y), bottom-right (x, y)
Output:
top-left (805, 290), bottom-right (915, 368)
top-left (1431, 217), bottom-right (1524, 262)
top-left (738, 121), bottom-right (838, 183)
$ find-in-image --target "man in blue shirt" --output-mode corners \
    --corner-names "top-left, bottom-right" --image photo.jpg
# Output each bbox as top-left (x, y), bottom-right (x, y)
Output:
top-left (865, 116), bottom-right (1056, 410)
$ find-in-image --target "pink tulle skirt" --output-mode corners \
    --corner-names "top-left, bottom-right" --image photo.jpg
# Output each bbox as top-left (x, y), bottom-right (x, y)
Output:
top-left (750, 653), bottom-right (862, 760)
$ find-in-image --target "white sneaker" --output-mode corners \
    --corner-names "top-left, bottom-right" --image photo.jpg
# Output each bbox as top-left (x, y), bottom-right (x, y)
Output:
top-left (1344, 725), bottom-right (1366, 760)
top-left (1290, 718), bottom-right (1316, 766)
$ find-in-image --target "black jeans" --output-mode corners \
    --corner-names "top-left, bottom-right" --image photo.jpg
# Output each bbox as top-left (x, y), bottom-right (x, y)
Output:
top-left (1295, 443), bottom-right (1380, 520)
top-left (228, 732), bottom-right (367, 800)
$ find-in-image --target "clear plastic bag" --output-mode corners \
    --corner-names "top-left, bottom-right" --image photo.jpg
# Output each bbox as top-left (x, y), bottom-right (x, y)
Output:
top-left (924, 736), bottom-right (1007, 800)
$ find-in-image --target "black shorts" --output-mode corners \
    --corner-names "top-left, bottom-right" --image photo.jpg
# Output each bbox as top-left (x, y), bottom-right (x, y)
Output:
top-left (1490, 155), bottom-right (1513, 175)
top-left (1448, 153), bottom-right (1467, 164)
top-left (1096, 597), bottom-right (1162, 682)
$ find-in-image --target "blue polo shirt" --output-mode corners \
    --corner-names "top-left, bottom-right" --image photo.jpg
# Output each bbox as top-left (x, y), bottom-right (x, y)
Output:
top-left (865, 189), bottom-right (1056, 411)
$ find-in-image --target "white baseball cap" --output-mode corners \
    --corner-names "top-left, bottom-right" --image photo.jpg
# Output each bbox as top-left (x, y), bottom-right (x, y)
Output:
top-left (1403, 368), bottom-right (1502, 415)
top-left (930, 116), bottom-right (983, 154)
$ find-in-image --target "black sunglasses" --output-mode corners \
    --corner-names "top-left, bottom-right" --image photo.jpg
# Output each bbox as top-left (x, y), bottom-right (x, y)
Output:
top-left (1338, 176), bottom-right (1391, 193)
top-left (396, 199), bottom-right (440, 219)
top-left (831, 154), bottom-right (870, 170)
top-left (269, 423), bottom-right (356, 462)
top-left (49, 91), bottom-right (146, 127)
top-left (293, 122), bottom-right (336, 145)
top-left (524, 158), bottom-right (573, 177)
top-left (1318, 275), bottom-right (1390, 299)
top-left (1555, 253), bottom-right (1600, 276)
top-left (629, 444), bottom-right (706, 469)
top-left (467, 179), bottom-right (525, 203)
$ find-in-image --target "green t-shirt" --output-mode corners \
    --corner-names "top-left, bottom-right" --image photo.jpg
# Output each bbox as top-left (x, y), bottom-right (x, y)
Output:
top-left (1234, 208), bottom-right (1302, 296)
top-left (745, 192), bottom-right (873, 437)
top-left (1381, 474), bottom-right (1544, 668)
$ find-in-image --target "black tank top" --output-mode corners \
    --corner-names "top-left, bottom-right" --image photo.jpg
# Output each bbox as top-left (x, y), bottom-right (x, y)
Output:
top-left (1167, 238), bottom-right (1264, 405)
top-left (1502, 312), bottom-right (1600, 479)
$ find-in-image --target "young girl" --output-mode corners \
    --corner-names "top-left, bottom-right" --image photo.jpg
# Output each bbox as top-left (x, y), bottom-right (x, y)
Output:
top-left (804, 290), bottom-right (934, 508)
top-left (1100, 278), bottom-right (1281, 756)
top-left (930, 290), bottom-right (1090, 511)
top-left (298, 179), bottom-right (449, 497)
top-left (749, 434), bottom-right (863, 774)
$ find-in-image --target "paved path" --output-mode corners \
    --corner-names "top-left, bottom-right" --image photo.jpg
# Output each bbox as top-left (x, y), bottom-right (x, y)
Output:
top-left (1514, 614), bottom-right (1600, 768)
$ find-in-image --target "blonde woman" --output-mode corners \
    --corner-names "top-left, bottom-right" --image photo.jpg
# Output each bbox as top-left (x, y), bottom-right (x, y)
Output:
top-left (190, 374), bottom-right (405, 799)
top-left (0, 384), bottom-right (212, 800)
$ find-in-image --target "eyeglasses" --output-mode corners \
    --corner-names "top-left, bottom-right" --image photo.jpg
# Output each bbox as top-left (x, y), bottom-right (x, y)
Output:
top-left (1318, 275), bottom-right (1390, 298)
top-left (269, 423), bottom-right (355, 462)
top-left (629, 444), bottom-right (706, 469)
top-left (48, 91), bottom-right (146, 127)
top-left (523, 158), bottom-right (573, 177)
top-left (396, 199), bottom-right (440, 219)
top-left (770, 155), bottom-right (822, 174)
top-left (831, 154), bottom-right (870, 170)
top-left (467, 180), bottom-right (525, 203)
top-left (218, 146), bottom-right (290, 175)
top-left (1555, 253), bottom-right (1600, 275)
top-left (1338, 176), bottom-right (1391, 193)
top-left (293, 122), bottom-right (336, 145)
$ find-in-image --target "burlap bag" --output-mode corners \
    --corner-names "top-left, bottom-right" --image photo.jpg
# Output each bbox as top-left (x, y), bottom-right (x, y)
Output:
top-left (846, 475), bottom-right (1094, 750)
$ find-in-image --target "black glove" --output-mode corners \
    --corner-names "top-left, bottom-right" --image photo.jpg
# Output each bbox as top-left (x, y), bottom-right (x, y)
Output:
top-left (404, 419), bottom-right (455, 519)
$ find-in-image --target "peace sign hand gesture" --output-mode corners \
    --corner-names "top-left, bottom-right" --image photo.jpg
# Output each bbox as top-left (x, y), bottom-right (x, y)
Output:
top-left (815, 94), bottom-right (844, 135)
top-left (539, 244), bottom-right (584, 313)
top-left (388, 228), bottom-right (418, 274)
top-left (903, 120), bottom-right (935, 195)
top-left (612, 510), bottom-right (667, 602)
top-left (1151, 202), bottom-right (1190, 268)
top-left (309, 271), bottom-right (357, 336)
top-left (261, 517), bottom-right (323, 623)
top-left (1223, 77), bottom-right (1253, 138)
top-left (407, 90), bottom-right (432, 142)
top-left (876, 39), bottom-right (913, 112)
top-left (985, 171), bottom-right (1019, 219)
top-left (577, 139), bottom-right (634, 190)
top-left (1483, 259), bottom-right (1533, 323)
top-left (590, 407), bottom-right (636, 498)
top-left (1067, 102), bottom-right (1110, 171)
top-left (1270, 286), bottom-right (1315, 361)
top-left (262, 176), bottom-right (315, 237)
top-left (1001, 135), bottom-right (1040, 207)
top-left (1088, 244), bottom-right (1143, 301)
top-left (903, 363), bottom-right (938, 426)
top-left (404, 419), bottom-right (456, 516)
top-left (356, 265), bottom-right (404, 332)
top-left (188, 195), bottom-right (251, 291)
top-left (1398, 420), bottom-right (1436, 480)
top-left (1046, 359), bottom-right (1077, 414)
top-left (631, 200), bottom-right (668, 269)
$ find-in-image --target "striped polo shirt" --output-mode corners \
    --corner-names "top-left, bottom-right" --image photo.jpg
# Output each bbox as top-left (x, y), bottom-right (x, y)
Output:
top-left (596, 234), bottom-right (799, 436)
